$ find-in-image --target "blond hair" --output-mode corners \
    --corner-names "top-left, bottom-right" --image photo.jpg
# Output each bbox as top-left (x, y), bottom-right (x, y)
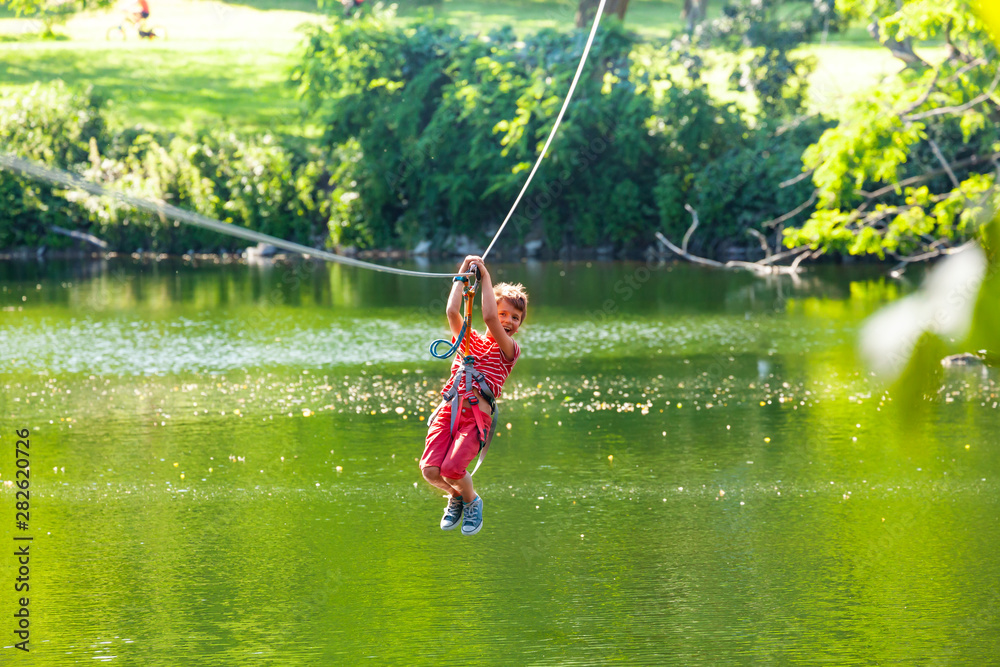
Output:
top-left (494, 282), bottom-right (528, 320)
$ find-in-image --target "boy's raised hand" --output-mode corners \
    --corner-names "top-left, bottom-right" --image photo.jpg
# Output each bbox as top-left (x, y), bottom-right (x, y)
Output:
top-left (461, 255), bottom-right (490, 283)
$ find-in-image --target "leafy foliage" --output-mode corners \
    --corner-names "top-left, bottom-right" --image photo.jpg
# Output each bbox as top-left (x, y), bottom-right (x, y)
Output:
top-left (292, 10), bottom-right (752, 252)
top-left (784, 0), bottom-right (1000, 258)
top-left (683, 117), bottom-right (832, 254)
top-left (1, 0), bottom-right (112, 13)
top-left (855, 2), bottom-right (1000, 394)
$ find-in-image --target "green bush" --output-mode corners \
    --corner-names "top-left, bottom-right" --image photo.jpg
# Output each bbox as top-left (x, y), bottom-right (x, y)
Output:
top-left (293, 12), bottom-right (751, 253)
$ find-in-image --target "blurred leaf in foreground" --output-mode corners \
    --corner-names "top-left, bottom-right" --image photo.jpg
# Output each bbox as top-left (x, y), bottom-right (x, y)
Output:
top-left (860, 244), bottom-right (987, 379)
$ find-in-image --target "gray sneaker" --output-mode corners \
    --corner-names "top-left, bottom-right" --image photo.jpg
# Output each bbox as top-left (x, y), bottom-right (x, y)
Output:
top-left (440, 495), bottom-right (463, 530)
top-left (461, 496), bottom-right (483, 536)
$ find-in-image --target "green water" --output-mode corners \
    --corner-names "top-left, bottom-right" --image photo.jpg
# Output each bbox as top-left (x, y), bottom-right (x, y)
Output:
top-left (1, 258), bottom-right (999, 664)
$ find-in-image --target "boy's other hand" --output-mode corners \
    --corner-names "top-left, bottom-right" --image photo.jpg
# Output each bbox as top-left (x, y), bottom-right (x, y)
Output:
top-left (463, 255), bottom-right (490, 280)
top-left (461, 255), bottom-right (489, 282)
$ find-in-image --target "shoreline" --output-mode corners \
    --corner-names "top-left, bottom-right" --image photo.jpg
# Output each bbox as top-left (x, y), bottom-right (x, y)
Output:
top-left (0, 243), bottom-right (909, 268)
top-left (0, 243), bottom-right (680, 265)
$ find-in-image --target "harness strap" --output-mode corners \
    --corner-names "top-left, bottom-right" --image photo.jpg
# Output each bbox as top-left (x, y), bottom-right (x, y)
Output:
top-left (434, 355), bottom-right (500, 476)
top-left (468, 404), bottom-right (498, 477)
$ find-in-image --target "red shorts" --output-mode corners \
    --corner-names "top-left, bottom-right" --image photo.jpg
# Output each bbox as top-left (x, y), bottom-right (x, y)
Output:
top-left (420, 403), bottom-right (489, 479)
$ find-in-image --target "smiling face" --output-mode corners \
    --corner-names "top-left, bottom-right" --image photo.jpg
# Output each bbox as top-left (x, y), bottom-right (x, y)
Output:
top-left (497, 298), bottom-right (524, 336)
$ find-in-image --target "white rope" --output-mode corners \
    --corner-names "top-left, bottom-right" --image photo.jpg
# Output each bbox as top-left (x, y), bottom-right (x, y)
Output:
top-left (481, 0), bottom-right (607, 260)
top-left (0, 153), bottom-right (470, 279)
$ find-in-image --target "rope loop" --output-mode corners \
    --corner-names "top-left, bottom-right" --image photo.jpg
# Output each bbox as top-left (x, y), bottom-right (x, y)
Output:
top-left (429, 317), bottom-right (468, 360)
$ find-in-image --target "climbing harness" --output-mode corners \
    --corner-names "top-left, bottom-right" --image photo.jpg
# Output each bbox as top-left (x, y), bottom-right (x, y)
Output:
top-left (426, 265), bottom-right (499, 475)
top-left (426, 347), bottom-right (499, 477)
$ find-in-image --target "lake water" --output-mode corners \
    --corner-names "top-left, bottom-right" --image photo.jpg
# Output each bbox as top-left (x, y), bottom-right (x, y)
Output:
top-left (1, 257), bottom-right (998, 664)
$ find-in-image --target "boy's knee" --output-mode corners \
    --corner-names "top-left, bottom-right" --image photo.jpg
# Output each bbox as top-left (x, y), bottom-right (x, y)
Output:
top-left (421, 466), bottom-right (442, 482)
top-left (439, 464), bottom-right (465, 481)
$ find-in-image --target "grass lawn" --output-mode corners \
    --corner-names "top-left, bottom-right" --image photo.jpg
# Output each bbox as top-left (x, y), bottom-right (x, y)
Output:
top-left (2, 40), bottom-right (309, 134)
top-left (0, 0), bottom-right (902, 134)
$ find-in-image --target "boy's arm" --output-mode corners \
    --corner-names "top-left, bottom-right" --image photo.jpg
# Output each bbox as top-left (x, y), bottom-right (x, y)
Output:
top-left (473, 259), bottom-right (518, 361)
top-left (446, 257), bottom-right (475, 339)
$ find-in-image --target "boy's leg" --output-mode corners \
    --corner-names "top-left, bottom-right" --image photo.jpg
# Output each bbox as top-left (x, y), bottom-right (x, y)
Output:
top-left (446, 473), bottom-right (476, 503)
top-left (420, 404), bottom-right (460, 497)
top-left (438, 407), bottom-right (486, 534)
top-left (439, 409), bottom-right (483, 500)
top-left (422, 466), bottom-right (459, 496)
top-left (422, 409), bottom-right (468, 530)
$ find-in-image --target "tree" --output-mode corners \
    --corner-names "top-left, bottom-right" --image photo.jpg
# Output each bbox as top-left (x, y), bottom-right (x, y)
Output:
top-left (784, 0), bottom-right (1000, 261)
top-left (854, 3), bottom-right (1000, 394)
top-left (575, 0), bottom-right (629, 29)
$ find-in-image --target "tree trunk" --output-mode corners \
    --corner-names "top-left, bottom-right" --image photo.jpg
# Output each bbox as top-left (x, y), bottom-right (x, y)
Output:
top-left (576, 0), bottom-right (629, 29)
top-left (682, 0), bottom-right (710, 35)
top-left (866, 1), bottom-right (928, 68)
top-left (867, 19), bottom-right (928, 67)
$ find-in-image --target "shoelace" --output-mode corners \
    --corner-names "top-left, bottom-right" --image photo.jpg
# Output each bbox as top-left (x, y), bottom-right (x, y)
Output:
top-left (464, 500), bottom-right (481, 525)
top-left (446, 497), bottom-right (463, 518)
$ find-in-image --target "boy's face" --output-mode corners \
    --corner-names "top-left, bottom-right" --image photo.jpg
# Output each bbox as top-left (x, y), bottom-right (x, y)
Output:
top-left (497, 299), bottom-right (524, 336)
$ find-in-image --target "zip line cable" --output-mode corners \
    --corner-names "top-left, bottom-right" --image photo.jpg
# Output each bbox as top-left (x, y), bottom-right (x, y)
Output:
top-left (0, 0), bottom-right (606, 275)
top-left (0, 154), bottom-right (471, 279)
top-left (481, 0), bottom-right (606, 261)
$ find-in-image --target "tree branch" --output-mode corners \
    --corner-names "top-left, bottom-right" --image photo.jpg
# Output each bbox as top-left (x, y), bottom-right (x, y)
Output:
top-left (945, 58), bottom-right (988, 84)
top-left (854, 152), bottom-right (1000, 200)
top-left (867, 17), bottom-right (928, 68)
top-left (757, 244), bottom-right (811, 265)
top-left (681, 203), bottom-right (699, 254)
top-left (761, 190), bottom-right (818, 229)
top-left (655, 231), bottom-right (724, 268)
top-left (790, 247), bottom-right (821, 272)
top-left (927, 137), bottom-right (960, 188)
top-left (655, 206), bottom-right (810, 275)
top-left (779, 168), bottom-right (814, 189)
top-left (888, 239), bottom-right (976, 273)
top-left (904, 67), bottom-right (1000, 122)
top-left (898, 66), bottom-right (941, 117)
top-left (48, 225), bottom-right (108, 249)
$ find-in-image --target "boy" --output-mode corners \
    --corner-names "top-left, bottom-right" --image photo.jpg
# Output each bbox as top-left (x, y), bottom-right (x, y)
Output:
top-left (419, 255), bottom-right (527, 536)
